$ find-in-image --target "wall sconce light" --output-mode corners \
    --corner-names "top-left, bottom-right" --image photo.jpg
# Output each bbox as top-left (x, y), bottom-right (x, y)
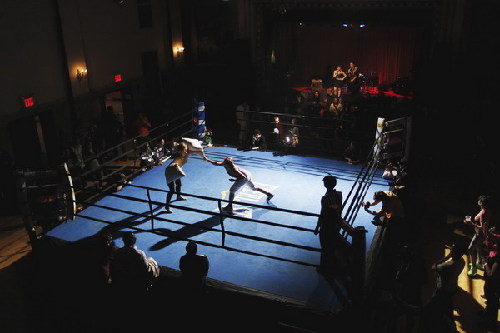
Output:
top-left (76, 68), bottom-right (88, 81)
top-left (176, 47), bottom-right (184, 58)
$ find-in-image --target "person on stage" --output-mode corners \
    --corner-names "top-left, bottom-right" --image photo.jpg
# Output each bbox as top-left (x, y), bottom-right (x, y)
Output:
top-left (347, 61), bottom-right (361, 95)
top-left (332, 66), bottom-right (347, 98)
top-left (207, 157), bottom-right (273, 214)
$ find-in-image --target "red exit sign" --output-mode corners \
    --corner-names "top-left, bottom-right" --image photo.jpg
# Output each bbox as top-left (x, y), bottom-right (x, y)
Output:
top-left (114, 74), bottom-right (122, 83)
top-left (23, 96), bottom-right (34, 108)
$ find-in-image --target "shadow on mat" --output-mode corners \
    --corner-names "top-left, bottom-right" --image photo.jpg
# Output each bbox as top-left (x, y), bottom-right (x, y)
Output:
top-left (148, 215), bottom-right (223, 251)
top-left (98, 205), bottom-right (164, 240)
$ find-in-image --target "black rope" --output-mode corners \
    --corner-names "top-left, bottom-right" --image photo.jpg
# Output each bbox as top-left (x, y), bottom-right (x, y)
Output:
top-left (77, 206), bottom-right (320, 267)
top-left (124, 183), bottom-right (320, 218)
top-left (105, 192), bottom-right (318, 233)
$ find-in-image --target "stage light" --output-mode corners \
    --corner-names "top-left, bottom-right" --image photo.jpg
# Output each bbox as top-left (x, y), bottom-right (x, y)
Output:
top-left (359, 24), bottom-right (366, 28)
top-left (342, 23), bottom-right (348, 28)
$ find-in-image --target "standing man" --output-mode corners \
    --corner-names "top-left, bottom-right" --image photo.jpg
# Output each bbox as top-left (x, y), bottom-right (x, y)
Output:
top-left (236, 101), bottom-right (250, 146)
top-left (134, 112), bottom-right (152, 146)
top-left (347, 61), bottom-right (361, 95)
top-left (423, 242), bottom-right (466, 332)
top-left (314, 175), bottom-right (355, 275)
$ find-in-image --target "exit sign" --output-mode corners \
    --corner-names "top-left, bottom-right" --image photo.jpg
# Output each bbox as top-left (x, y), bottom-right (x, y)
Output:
top-left (114, 74), bottom-right (122, 83)
top-left (23, 96), bottom-right (34, 108)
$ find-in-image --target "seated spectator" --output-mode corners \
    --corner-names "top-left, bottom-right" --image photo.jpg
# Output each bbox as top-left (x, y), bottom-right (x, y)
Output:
top-left (179, 241), bottom-right (209, 296)
top-left (203, 127), bottom-right (213, 147)
top-left (111, 231), bottom-right (159, 294)
top-left (140, 142), bottom-right (156, 170)
top-left (251, 129), bottom-right (267, 150)
top-left (154, 138), bottom-right (170, 163)
top-left (286, 118), bottom-right (299, 147)
top-left (92, 232), bottom-right (118, 288)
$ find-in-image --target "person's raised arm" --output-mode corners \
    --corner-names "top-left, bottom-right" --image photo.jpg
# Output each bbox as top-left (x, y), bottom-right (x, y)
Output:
top-left (208, 159), bottom-right (223, 166)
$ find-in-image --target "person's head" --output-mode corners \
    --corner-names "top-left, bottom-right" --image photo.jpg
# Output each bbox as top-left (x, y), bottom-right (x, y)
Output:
top-left (222, 157), bottom-right (234, 167)
top-left (274, 116), bottom-right (280, 123)
top-left (450, 242), bottom-right (467, 259)
top-left (122, 231), bottom-right (136, 247)
top-left (323, 175), bottom-right (337, 189)
top-left (336, 65), bottom-right (342, 71)
top-left (99, 232), bottom-right (113, 247)
top-left (373, 191), bottom-right (388, 201)
top-left (291, 118), bottom-right (297, 125)
top-left (349, 62), bottom-right (356, 68)
top-left (478, 195), bottom-right (493, 210)
top-left (253, 129), bottom-right (261, 138)
top-left (177, 142), bottom-right (188, 155)
top-left (186, 241), bottom-right (197, 255)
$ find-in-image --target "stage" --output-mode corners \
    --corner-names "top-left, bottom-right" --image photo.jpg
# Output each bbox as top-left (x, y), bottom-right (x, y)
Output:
top-left (47, 145), bottom-right (388, 312)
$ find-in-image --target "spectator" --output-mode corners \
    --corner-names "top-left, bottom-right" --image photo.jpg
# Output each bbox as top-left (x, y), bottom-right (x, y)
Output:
top-left (83, 140), bottom-right (103, 189)
top-left (236, 101), bottom-right (250, 145)
top-left (286, 118), bottom-right (299, 147)
top-left (139, 141), bottom-right (156, 171)
top-left (464, 195), bottom-right (494, 277)
top-left (179, 241), bottom-right (210, 296)
top-left (425, 242), bottom-right (466, 332)
top-left (134, 112), bottom-right (152, 146)
top-left (154, 138), bottom-right (169, 163)
top-left (271, 116), bottom-right (285, 148)
top-left (478, 233), bottom-right (500, 332)
top-left (251, 129), bottom-right (267, 150)
top-left (92, 232), bottom-right (118, 288)
top-left (111, 231), bottom-right (159, 294)
top-left (102, 106), bottom-right (124, 159)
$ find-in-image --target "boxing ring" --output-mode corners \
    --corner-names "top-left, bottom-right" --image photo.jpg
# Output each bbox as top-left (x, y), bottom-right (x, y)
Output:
top-left (45, 144), bottom-right (388, 312)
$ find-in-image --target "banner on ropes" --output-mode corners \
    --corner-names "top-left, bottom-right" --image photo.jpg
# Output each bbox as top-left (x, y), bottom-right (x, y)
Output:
top-left (196, 101), bottom-right (206, 140)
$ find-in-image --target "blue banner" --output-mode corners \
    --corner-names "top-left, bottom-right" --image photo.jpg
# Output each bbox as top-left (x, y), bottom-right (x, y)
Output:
top-left (196, 101), bottom-right (206, 140)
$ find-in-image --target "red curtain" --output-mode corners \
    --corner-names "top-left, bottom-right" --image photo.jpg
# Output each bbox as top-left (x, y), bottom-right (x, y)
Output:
top-left (270, 22), bottom-right (424, 86)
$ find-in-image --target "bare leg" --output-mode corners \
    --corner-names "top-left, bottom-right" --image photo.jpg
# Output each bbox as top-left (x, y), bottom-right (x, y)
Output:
top-left (256, 187), bottom-right (274, 202)
top-left (222, 192), bottom-right (235, 213)
top-left (166, 181), bottom-right (175, 213)
top-left (175, 179), bottom-right (186, 201)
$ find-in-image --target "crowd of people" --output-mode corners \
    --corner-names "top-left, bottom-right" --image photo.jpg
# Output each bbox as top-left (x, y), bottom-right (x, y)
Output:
top-left (234, 60), bottom-right (415, 161)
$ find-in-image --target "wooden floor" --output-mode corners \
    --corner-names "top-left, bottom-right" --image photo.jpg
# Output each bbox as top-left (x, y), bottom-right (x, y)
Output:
top-left (0, 212), bottom-right (497, 332)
